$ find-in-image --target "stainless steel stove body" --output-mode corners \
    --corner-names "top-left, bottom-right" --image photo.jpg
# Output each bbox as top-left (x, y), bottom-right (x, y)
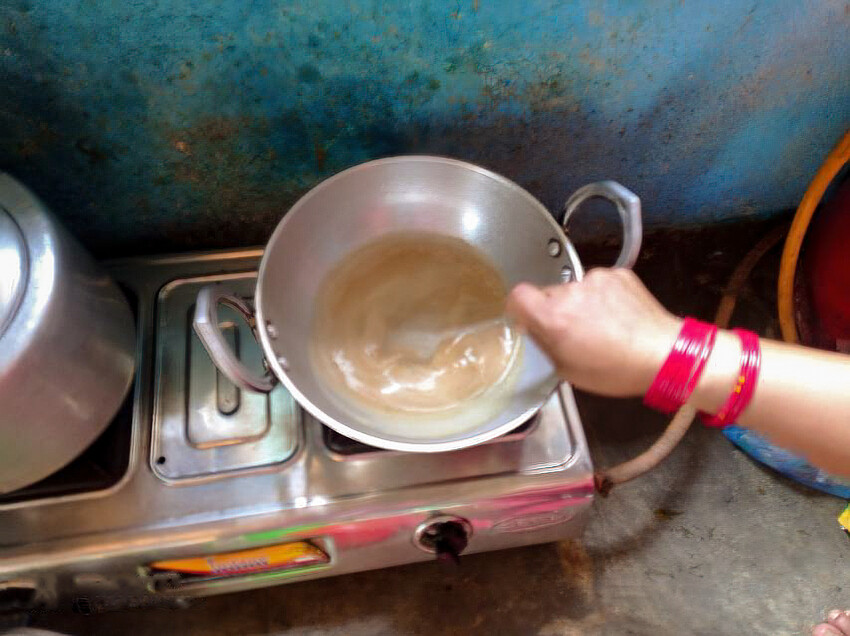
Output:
top-left (0, 249), bottom-right (594, 614)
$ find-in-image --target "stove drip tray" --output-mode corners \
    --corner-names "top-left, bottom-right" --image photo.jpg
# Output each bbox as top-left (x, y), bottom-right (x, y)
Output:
top-left (152, 273), bottom-right (300, 482)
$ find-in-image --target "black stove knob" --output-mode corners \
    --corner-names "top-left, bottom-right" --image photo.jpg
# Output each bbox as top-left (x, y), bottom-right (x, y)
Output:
top-left (433, 521), bottom-right (469, 565)
top-left (414, 516), bottom-right (471, 565)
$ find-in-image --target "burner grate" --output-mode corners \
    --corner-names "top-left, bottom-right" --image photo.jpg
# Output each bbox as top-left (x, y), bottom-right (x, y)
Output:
top-left (322, 416), bottom-right (538, 456)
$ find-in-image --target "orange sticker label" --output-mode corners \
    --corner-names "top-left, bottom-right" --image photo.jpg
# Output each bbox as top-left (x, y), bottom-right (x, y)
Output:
top-left (150, 541), bottom-right (329, 576)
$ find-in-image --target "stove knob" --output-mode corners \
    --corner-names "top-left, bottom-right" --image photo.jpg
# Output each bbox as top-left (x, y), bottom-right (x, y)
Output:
top-left (433, 521), bottom-right (469, 565)
top-left (413, 515), bottom-right (472, 565)
top-left (0, 580), bottom-right (37, 613)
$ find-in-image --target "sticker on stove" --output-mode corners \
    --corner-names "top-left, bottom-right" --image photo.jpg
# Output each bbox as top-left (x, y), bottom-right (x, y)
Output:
top-left (491, 509), bottom-right (577, 533)
top-left (149, 541), bottom-right (329, 577)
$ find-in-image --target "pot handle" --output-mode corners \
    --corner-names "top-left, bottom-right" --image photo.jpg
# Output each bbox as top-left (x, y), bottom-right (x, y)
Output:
top-left (562, 181), bottom-right (642, 269)
top-left (193, 285), bottom-right (277, 393)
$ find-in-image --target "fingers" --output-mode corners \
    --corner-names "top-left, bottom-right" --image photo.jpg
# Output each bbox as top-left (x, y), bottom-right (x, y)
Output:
top-left (506, 282), bottom-right (578, 371)
top-left (828, 610), bottom-right (850, 635)
top-left (506, 283), bottom-right (550, 334)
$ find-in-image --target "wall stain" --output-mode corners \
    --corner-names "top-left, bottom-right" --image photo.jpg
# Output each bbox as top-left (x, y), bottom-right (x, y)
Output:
top-left (0, 0), bottom-right (847, 255)
top-left (15, 123), bottom-right (59, 158)
top-left (74, 138), bottom-right (109, 164)
top-left (298, 63), bottom-right (321, 83)
top-left (314, 142), bottom-right (327, 171)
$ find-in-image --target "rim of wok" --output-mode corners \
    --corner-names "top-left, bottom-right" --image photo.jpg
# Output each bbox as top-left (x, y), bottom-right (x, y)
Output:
top-left (254, 155), bottom-right (584, 452)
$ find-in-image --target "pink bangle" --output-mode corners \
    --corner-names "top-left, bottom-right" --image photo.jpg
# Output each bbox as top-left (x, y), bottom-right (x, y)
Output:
top-left (644, 318), bottom-right (718, 414)
top-left (700, 329), bottom-right (761, 428)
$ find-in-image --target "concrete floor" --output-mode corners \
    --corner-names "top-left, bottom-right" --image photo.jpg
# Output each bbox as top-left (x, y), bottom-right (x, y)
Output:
top-left (28, 219), bottom-right (850, 635)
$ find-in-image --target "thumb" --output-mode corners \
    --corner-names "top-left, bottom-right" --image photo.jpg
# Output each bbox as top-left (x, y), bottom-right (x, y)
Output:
top-left (506, 283), bottom-right (550, 337)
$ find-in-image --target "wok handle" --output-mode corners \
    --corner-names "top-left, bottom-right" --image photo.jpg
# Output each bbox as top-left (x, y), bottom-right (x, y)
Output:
top-left (193, 285), bottom-right (277, 393)
top-left (562, 181), bottom-right (643, 269)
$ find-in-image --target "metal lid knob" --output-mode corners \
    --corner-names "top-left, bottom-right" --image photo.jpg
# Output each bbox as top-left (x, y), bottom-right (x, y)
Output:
top-left (0, 208), bottom-right (28, 337)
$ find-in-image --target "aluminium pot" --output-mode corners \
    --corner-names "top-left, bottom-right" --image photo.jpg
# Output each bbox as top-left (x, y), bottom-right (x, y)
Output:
top-left (0, 173), bottom-right (135, 493)
top-left (194, 156), bottom-right (641, 452)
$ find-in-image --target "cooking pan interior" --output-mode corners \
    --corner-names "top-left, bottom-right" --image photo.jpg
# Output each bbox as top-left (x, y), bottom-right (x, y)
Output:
top-left (257, 157), bottom-right (575, 450)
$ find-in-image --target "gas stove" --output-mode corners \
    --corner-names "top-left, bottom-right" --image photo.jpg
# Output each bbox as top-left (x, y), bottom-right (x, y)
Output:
top-left (0, 248), bottom-right (593, 615)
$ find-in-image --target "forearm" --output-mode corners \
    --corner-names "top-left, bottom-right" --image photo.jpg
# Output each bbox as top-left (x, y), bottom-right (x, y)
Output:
top-left (690, 332), bottom-right (850, 477)
top-left (507, 272), bottom-right (850, 478)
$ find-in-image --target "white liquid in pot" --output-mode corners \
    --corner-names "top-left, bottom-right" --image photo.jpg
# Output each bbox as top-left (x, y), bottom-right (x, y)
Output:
top-left (311, 232), bottom-right (521, 418)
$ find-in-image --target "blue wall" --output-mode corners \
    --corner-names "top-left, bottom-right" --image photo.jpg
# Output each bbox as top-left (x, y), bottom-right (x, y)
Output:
top-left (1, 1), bottom-right (848, 255)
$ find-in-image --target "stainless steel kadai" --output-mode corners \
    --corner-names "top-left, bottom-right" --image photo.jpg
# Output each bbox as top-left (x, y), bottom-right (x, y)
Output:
top-left (194, 156), bottom-right (642, 452)
top-left (0, 173), bottom-right (135, 493)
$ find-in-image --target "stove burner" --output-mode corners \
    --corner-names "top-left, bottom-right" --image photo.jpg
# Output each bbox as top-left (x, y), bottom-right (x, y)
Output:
top-left (322, 417), bottom-right (538, 456)
top-left (0, 382), bottom-right (134, 505)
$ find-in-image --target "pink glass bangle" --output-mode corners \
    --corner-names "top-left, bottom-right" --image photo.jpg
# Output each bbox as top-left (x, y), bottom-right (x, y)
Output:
top-left (700, 329), bottom-right (761, 428)
top-left (644, 318), bottom-right (718, 414)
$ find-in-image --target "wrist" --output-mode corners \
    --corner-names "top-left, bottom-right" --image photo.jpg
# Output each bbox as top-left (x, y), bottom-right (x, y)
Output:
top-left (688, 330), bottom-right (742, 413)
top-left (642, 317), bottom-right (717, 411)
top-left (636, 316), bottom-right (684, 394)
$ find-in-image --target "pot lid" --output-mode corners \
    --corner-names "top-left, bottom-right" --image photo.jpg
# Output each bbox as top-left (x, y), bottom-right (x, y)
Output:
top-left (0, 207), bottom-right (28, 336)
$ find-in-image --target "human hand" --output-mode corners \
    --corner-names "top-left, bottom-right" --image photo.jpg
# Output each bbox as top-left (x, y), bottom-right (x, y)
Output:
top-left (506, 268), bottom-right (682, 397)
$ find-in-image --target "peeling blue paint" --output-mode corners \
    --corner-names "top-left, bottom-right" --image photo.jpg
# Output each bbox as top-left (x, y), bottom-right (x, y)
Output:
top-left (0, 0), bottom-right (848, 254)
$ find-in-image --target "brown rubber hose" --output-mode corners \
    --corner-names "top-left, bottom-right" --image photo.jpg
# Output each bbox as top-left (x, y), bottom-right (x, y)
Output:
top-left (594, 404), bottom-right (695, 496)
top-left (594, 225), bottom-right (788, 495)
